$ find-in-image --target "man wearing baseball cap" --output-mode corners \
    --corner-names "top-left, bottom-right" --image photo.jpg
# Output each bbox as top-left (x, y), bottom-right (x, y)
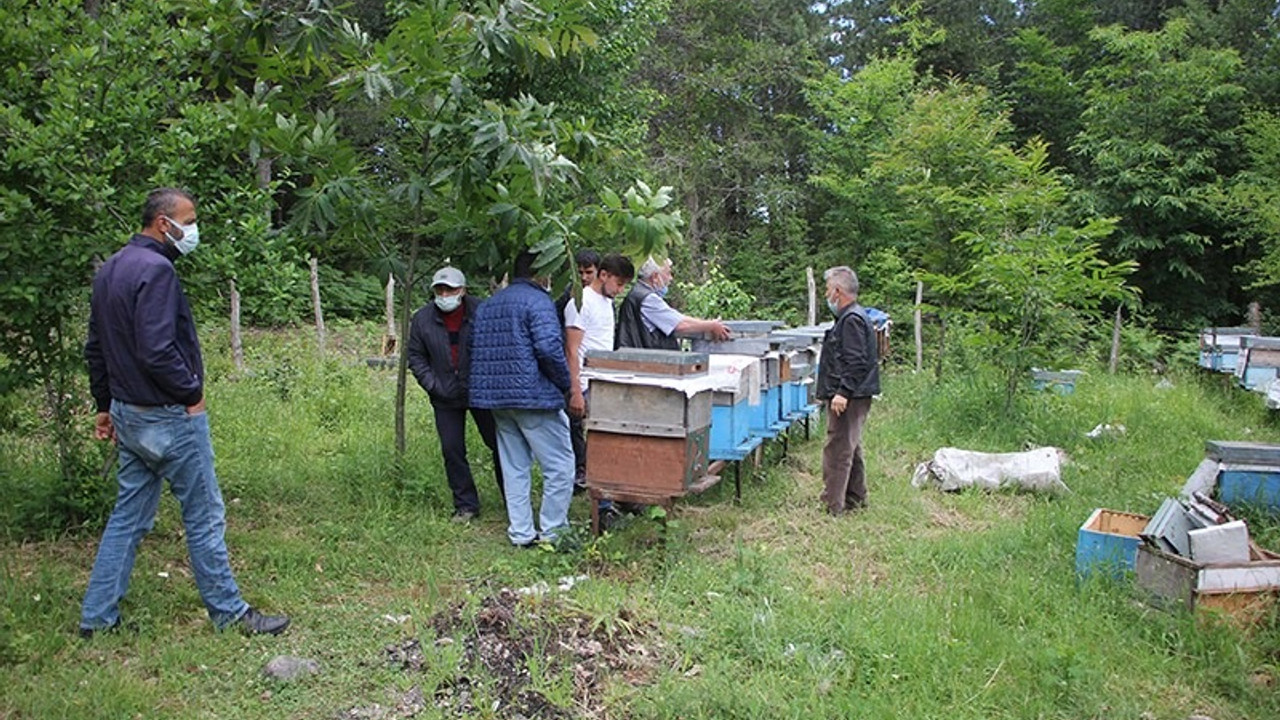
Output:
top-left (407, 265), bottom-right (504, 521)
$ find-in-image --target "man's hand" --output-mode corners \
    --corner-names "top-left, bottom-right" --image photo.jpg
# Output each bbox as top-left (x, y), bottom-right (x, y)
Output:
top-left (186, 397), bottom-right (206, 415)
top-left (707, 319), bottom-right (732, 342)
top-left (567, 389), bottom-right (586, 419)
top-left (830, 395), bottom-right (848, 417)
top-left (93, 412), bottom-right (116, 442)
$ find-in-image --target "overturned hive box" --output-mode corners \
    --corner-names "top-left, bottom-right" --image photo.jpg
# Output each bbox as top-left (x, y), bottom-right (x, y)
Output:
top-left (583, 350), bottom-right (714, 497)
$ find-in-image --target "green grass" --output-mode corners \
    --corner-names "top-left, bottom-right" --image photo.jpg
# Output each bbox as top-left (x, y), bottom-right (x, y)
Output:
top-left (3, 324), bottom-right (1280, 719)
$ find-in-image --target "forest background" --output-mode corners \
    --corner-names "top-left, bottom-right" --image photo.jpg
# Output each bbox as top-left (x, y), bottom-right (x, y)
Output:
top-left (3, 0), bottom-right (1280, 530)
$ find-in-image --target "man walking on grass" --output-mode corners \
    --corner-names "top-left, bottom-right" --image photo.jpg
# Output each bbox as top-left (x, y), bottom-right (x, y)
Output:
top-left (816, 265), bottom-right (881, 516)
top-left (468, 250), bottom-right (576, 548)
top-left (80, 188), bottom-right (289, 637)
top-left (408, 265), bottom-right (504, 522)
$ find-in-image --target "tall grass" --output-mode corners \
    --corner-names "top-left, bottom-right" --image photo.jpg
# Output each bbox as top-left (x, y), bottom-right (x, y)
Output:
top-left (2, 324), bottom-right (1278, 719)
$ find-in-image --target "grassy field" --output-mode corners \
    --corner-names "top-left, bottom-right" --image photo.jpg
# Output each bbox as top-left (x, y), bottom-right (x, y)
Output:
top-left (3, 323), bottom-right (1279, 719)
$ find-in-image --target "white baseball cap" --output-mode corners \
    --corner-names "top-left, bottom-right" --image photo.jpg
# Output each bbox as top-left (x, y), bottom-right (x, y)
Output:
top-left (431, 266), bottom-right (466, 288)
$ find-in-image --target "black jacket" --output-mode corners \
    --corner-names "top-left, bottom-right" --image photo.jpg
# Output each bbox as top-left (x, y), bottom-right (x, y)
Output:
top-left (817, 303), bottom-right (881, 400)
top-left (407, 294), bottom-right (481, 409)
top-left (85, 235), bottom-right (204, 411)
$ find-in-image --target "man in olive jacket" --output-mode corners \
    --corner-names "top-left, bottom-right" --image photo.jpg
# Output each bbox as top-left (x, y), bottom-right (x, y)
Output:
top-left (816, 265), bottom-right (881, 515)
top-left (408, 266), bottom-right (503, 521)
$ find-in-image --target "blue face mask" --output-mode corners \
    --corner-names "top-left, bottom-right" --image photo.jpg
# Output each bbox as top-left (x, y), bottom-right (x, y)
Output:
top-left (163, 216), bottom-right (200, 255)
top-left (827, 294), bottom-right (842, 315)
top-left (657, 284), bottom-right (670, 297)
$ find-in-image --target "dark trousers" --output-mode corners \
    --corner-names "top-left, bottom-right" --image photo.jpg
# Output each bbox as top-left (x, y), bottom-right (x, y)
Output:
top-left (821, 397), bottom-right (873, 515)
top-left (568, 391), bottom-right (588, 479)
top-left (432, 403), bottom-right (504, 513)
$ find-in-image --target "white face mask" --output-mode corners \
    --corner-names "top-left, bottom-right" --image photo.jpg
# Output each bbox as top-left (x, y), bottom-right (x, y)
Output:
top-left (434, 294), bottom-right (463, 313)
top-left (163, 216), bottom-right (200, 255)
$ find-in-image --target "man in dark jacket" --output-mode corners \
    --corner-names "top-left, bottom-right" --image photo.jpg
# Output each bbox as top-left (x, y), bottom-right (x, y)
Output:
top-left (80, 188), bottom-right (289, 637)
top-left (469, 251), bottom-right (576, 547)
top-left (407, 266), bottom-right (503, 522)
top-left (816, 265), bottom-right (881, 515)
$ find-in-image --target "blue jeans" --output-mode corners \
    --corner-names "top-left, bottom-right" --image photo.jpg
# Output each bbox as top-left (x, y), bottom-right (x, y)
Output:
top-left (80, 401), bottom-right (249, 631)
top-left (492, 409), bottom-right (575, 545)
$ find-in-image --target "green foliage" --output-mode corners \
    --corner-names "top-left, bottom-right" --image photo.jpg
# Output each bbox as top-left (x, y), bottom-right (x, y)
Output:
top-left (676, 266), bottom-right (754, 320)
top-left (925, 139), bottom-right (1135, 405)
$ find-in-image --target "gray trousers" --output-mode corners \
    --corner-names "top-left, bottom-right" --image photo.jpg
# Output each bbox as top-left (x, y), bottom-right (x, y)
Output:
top-left (821, 397), bottom-right (873, 514)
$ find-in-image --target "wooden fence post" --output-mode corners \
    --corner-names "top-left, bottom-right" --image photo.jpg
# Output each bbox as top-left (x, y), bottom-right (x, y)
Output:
top-left (1109, 306), bottom-right (1122, 374)
top-left (914, 281), bottom-right (923, 373)
top-left (310, 255), bottom-right (326, 354)
top-left (806, 267), bottom-right (816, 326)
top-left (229, 277), bottom-right (244, 373)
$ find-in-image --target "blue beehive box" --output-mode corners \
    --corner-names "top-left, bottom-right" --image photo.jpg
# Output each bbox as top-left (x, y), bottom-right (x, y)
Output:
top-left (707, 356), bottom-right (764, 461)
top-left (1235, 336), bottom-right (1280, 391)
top-left (1076, 508), bottom-right (1149, 579)
top-left (1032, 369), bottom-right (1083, 394)
top-left (1218, 468), bottom-right (1280, 514)
top-left (1199, 327), bottom-right (1253, 373)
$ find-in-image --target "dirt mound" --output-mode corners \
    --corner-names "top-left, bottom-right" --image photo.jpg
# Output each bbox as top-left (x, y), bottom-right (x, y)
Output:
top-left (373, 587), bottom-right (660, 718)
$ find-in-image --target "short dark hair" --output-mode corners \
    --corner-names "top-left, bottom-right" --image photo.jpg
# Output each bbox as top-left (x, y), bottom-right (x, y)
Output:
top-left (598, 253), bottom-right (634, 281)
top-left (141, 188), bottom-right (195, 229)
top-left (575, 248), bottom-right (601, 269)
top-left (513, 250), bottom-right (538, 279)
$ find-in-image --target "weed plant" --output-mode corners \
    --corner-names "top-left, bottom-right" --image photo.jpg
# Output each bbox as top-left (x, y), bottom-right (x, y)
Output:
top-left (2, 325), bottom-right (1278, 719)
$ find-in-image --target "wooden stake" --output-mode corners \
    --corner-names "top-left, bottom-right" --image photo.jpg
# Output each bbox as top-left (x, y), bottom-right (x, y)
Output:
top-left (1109, 305), bottom-right (1123, 374)
top-left (310, 255), bottom-right (326, 354)
top-left (382, 274), bottom-right (397, 356)
top-left (806, 267), bottom-right (816, 326)
top-left (229, 277), bottom-right (244, 373)
top-left (914, 281), bottom-right (923, 373)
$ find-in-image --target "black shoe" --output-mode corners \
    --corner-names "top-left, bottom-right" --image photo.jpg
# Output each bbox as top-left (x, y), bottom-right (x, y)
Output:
top-left (239, 607), bottom-right (290, 636)
top-left (78, 620), bottom-right (120, 640)
top-left (599, 506), bottom-right (624, 532)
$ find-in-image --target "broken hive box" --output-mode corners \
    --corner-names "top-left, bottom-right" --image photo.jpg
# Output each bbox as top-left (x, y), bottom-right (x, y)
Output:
top-left (1135, 543), bottom-right (1280, 625)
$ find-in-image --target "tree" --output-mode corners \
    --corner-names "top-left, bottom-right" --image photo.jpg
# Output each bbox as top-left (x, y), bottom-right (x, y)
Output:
top-left (0, 2), bottom-right (209, 525)
top-left (1071, 19), bottom-right (1248, 325)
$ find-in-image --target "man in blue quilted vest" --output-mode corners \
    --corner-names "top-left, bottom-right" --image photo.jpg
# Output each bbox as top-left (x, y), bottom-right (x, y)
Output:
top-left (468, 250), bottom-right (576, 547)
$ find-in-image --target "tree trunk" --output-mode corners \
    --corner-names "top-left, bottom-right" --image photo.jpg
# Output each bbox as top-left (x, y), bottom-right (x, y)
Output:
top-left (394, 239), bottom-right (420, 462)
top-left (310, 255), bottom-right (326, 354)
top-left (1108, 305), bottom-right (1123, 374)
top-left (914, 281), bottom-right (923, 373)
top-left (1249, 301), bottom-right (1262, 335)
top-left (806, 267), bottom-right (816, 326)
top-left (229, 278), bottom-right (244, 373)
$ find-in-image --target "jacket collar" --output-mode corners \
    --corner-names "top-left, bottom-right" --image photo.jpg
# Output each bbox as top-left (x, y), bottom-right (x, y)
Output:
top-left (129, 233), bottom-right (181, 263)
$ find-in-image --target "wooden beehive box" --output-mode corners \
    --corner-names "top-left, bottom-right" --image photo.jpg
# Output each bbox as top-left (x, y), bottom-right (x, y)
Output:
top-left (1076, 508), bottom-right (1149, 579)
top-left (1236, 336), bottom-right (1280, 390)
top-left (1135, 543), bottom-right (1280, 625)
top-left (583, 366), bottom-right (714, 497)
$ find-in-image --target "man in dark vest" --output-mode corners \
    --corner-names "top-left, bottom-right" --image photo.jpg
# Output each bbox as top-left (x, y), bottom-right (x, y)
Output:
top-left (816, 265), bottom-right (881, 515)
top-left (615, 256), bottom-right (731, 349)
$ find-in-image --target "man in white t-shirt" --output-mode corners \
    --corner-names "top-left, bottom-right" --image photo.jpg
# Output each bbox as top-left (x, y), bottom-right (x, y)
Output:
top-left (564, 253), bottom-right (635, 491)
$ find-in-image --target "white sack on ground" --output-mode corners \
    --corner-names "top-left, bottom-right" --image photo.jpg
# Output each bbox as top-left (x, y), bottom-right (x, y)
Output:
top-left (911, 447), bottom-right (1069, 494)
